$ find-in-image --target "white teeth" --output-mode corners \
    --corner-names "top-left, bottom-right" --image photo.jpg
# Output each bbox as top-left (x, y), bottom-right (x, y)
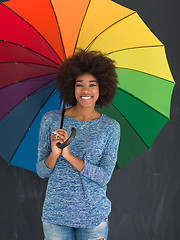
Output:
top-left (81, 96), bottom-right (91, 100)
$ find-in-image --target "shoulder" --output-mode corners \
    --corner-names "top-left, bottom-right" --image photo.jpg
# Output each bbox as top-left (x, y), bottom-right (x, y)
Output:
top-left (41, 110), bottom-right (62, 123)
top-left (100, 114), bottom-right (120, 132)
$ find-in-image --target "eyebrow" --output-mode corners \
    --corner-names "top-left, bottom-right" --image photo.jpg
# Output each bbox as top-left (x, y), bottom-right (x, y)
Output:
top-left (76, 80), bottom-right (97, 83)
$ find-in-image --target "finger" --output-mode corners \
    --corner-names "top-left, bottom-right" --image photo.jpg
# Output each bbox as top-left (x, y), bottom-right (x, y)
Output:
top-left (52, 134), bottom-right (59, 140)
top-left (56, 132), bottom-right (69, 140)
top-left (51, 134), bottom-right (62, 143)
top-left (55, 129), bottom-right (67, 135)
top-left (56, 132), bottom-right (66, 140)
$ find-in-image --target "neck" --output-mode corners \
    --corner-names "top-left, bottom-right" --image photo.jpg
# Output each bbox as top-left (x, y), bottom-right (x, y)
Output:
top-left (73, 105), bottom-right (96, 121)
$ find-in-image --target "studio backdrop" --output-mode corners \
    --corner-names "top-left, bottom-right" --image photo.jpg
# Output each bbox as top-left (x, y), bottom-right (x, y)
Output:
top-left (0, 0), bottom-right (179, 239)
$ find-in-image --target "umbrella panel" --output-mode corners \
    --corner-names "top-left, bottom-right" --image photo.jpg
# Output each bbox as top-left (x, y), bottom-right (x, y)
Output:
top-left (10, 91), bottom-right (61, 172)
top-left (96, 105), bottom-right (148, 168)
top-left (0, 82), bottom-right (57, 168)
top-left (114, 88), bottom-right (169, 148)
top-left (0, 63), bottom-right (56, 88)
top-left (76, 0), bottom-right (134, 51)
top-left (116, 68), bottom-right (174, 118)
top-left (0, 4), bottom-right (62, 64)
top-left (3, 0), bottom-right (65, 61)
top-left (0, 41), bottom-right (59, 68)
top-left (0, 74), bottom-right (56, 120)
top-left (108, 46), bottom-right (174, 82)
top-left (51, 0), bottom-right (90, 57)
top-left (84, 12), bottom-right (162, 52)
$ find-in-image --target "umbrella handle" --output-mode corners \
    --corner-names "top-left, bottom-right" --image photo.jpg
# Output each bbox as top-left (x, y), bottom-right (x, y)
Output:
top-left (56, 127), bottom-right (76, 149)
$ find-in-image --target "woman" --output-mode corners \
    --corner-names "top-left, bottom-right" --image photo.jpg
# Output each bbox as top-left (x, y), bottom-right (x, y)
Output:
top-left (37, 50), bottom-right (120, 240)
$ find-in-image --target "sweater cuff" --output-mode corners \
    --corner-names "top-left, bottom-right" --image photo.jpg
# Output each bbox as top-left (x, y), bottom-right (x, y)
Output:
top-left (80, 160), bottom-right (90, 177)
top-left (37, 159), bottom-right (54, 178)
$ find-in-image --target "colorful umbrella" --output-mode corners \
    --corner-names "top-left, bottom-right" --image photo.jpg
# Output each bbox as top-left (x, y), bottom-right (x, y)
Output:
top-left (0, 0), bottom-right (175, 172)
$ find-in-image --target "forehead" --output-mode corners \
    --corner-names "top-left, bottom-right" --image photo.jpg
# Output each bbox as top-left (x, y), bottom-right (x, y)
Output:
top-left (76, 73), bottom-right (97, 82)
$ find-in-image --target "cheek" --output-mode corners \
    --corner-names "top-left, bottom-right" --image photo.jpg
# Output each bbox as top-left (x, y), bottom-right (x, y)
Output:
top-left (95, 87), bottom-right (99, 99)
top-left (74, 87), bottom-right (80, 97)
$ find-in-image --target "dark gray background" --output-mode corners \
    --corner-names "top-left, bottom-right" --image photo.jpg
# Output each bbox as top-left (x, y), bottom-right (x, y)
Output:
top-left (0, 0), bottom-right (180, 239)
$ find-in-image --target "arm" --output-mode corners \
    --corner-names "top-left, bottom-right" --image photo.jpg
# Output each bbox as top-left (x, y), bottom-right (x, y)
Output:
top-left (80, 123), bottom-right (120, 187)
top-left (36, 114), bottom-right (61, 178)
top-left (62, 122), bottom-right (120, 187)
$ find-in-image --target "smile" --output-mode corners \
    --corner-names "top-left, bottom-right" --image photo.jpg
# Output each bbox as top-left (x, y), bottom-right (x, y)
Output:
top-left (81, 96), bottom-right (92, 100)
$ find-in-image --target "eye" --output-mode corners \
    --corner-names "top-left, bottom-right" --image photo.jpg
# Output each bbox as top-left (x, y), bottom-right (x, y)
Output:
top-left (90, 84), bottom-right (97, 87)
top-left (76, 84), bottom-right (83, 87)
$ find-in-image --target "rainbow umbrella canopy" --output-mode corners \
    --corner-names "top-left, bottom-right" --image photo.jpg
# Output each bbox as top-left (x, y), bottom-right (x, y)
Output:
top-left (0, 0), bottom-right (175, 172)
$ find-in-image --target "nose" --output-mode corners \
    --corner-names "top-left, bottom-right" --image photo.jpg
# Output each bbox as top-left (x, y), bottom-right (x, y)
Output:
top-left (82, 85), bottom-right (90, 94)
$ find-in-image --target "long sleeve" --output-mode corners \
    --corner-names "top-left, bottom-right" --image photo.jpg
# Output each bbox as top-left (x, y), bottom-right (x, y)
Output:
top-left (36, 113), bottom-right (54, 178)
top-left (80, 122), bottom-right (120, 187)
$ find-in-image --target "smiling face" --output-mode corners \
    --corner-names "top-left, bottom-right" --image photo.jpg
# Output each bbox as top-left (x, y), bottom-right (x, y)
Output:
top-left (75, 73), bottom-right (99, 109)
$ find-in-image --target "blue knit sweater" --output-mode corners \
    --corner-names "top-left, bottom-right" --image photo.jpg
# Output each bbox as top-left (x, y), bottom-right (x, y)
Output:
top-left (37, 110), bottom-right (120, 228)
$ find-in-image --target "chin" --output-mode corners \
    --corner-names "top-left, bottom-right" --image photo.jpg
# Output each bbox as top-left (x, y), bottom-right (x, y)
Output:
top-left (78, 101), bottom-right (96, 108)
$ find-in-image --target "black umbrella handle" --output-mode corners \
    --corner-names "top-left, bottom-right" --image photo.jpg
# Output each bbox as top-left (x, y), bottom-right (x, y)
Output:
top-left (56, 127), bottom-right (76, 149)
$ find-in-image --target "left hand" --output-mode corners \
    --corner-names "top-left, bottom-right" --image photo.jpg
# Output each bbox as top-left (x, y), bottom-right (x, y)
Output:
top-left (53, 129), bottom-right (72, 160)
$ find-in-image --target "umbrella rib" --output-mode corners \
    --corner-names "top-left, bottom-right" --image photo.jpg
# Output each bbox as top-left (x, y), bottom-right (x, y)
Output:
top-left (0, 40), bottom-right (61, 67)
top-left (105, 44), bottom-right (164, 55)
top-left (19, 62), bottom-right (57, 72)
top-left (0, 61), bottom-right (57, 73)
top-left (105, 45), bottom-right (174, 84)
top-left (84, 11), bottom-right (136, 51)
top-left (73, 0), bottom-right (92, 55)
top-left (0, 73), bottom-right (56, 90)
top-left (115, 65), bottom-right (174, 84)
top-left (49, 0), bottom-right (66, 59)
top-left (3, 4), bottom-right (63, 64)
top-left (21, 80), bottom-right (56, 98)
top-left (117, 86), bottom-right (171, 120)
top-left (0, 61), bottom-right (57, 88)
top-left (8, 88), bottom-right (57, 165)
